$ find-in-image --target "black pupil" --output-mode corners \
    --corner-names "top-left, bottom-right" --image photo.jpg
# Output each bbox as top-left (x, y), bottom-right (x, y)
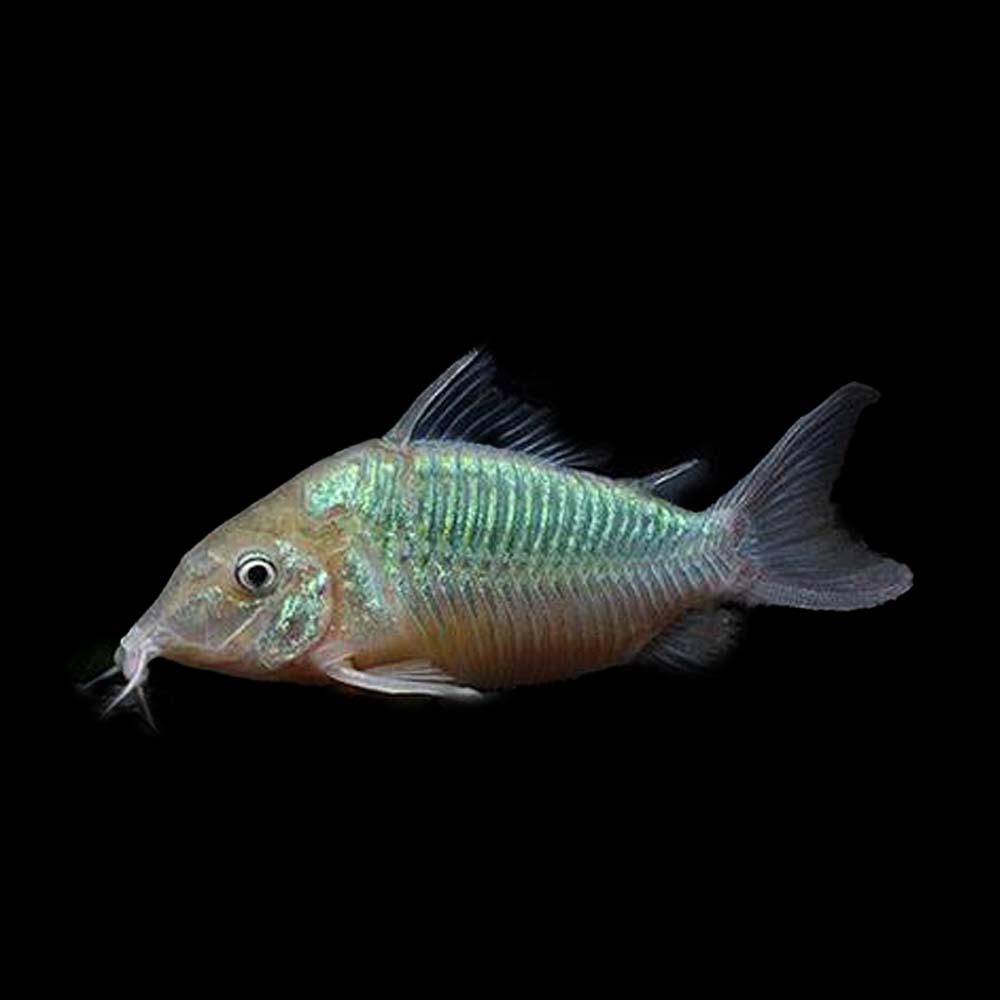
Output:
top-left (244, 562), bottom-right (271, 588)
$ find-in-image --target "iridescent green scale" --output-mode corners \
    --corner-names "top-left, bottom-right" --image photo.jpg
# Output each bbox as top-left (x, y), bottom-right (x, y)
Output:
top-left (429, 448), bottom-right (672, 561)
top-left (376, 443), bottom-right (706, 677)
top-left (304, 432), bottom-right (730, 683)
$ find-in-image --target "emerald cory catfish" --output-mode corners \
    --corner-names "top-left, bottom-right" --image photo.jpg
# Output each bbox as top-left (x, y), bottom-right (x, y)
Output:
top-left (101, 350), bottom-right (912, 723)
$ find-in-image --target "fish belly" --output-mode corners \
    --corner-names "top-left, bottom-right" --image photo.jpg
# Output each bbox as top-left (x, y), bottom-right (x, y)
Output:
top-left (352, 442), bottom-right (725, 688)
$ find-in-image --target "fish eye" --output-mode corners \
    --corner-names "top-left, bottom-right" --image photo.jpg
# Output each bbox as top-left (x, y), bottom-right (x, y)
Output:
top-left (235, 554), bottom-right (278, 595)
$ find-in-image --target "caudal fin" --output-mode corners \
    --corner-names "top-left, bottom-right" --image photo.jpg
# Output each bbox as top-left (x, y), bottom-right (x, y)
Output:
top-left (710, 383), bottom-right (912, 611)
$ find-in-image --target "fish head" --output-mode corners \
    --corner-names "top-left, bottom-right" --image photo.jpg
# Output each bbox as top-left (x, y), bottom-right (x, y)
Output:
top-left (116, 512), bottom-right (334, 685)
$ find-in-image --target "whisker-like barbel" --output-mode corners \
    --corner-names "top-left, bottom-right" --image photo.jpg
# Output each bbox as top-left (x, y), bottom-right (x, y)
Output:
top-left (77, 665), bottom-right (121, 691)
top-left (99, 632), bottom-right (160, 726)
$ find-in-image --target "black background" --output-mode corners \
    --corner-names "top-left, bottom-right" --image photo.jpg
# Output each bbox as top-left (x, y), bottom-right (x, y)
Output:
top-left (51, 296), bottom-right (924, 807)
top-left (38, 60), bottom-right (936, 870)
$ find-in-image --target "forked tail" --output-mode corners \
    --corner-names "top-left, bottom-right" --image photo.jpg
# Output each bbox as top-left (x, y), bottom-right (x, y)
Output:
top-left (709, 383), bottom-right (912, 610)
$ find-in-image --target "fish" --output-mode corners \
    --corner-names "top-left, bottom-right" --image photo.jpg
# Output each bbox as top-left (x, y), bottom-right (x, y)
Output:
top-left (97, 348), bottom-right (912, 725)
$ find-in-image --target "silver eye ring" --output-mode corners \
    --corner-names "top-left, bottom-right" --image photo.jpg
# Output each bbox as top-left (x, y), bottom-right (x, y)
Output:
top-left (235, 553), bottom-right (278, 594)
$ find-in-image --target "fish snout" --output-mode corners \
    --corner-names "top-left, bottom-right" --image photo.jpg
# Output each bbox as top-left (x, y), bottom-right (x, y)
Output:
top-left (115, 624), bottom-right (163, 681)
top-left (100, 623), bottom-right (167, 728)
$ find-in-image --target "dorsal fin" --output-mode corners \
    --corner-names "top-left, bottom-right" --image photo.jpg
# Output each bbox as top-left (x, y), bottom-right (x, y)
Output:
top-left (384, 347), bottom-right (607, 469)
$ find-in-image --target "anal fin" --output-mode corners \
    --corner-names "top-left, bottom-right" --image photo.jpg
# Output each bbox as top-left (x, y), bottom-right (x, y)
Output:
top-left (637, 607), bottom-right (742, 673)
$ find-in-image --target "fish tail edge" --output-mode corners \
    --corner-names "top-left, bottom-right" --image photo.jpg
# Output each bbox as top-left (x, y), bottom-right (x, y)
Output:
top-left (707, 383), bottom-right (913, 611)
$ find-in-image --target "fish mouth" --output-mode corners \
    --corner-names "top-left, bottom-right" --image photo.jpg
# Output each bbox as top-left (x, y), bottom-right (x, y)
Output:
top-left (103, 626), bottom-right (164, 728)
top-left (114, 627), bottom-right (160, 682)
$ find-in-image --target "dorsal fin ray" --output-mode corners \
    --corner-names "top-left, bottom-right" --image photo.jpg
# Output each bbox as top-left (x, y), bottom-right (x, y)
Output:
top-left (384, 347), bottom-right (607, 469)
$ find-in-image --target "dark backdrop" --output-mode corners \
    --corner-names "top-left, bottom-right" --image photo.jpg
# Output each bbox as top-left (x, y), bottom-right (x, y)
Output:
top-left (42, 100), bottom-right (929, 850)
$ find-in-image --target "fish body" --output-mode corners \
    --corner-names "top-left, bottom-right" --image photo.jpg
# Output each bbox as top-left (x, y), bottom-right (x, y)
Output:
top-left (296, 440), bottom-right (721, 688)
top-left (105, 350), bottom-right (912, 718)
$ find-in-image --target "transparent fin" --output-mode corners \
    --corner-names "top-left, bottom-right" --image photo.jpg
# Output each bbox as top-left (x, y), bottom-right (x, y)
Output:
top-left (710, 383), bottom-right (913, 610)
top-left (322, 658), bottom-right (486, 701)
top-left (384, 347), bottom-right (607, 468)
top-left (636, 607), bottom-right (741, 673)
top-left (629, 459), bottom-right (706, 502)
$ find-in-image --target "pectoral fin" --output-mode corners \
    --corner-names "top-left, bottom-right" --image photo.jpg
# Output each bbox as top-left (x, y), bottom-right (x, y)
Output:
top-left (320, 657), bottom-right (485, 701)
